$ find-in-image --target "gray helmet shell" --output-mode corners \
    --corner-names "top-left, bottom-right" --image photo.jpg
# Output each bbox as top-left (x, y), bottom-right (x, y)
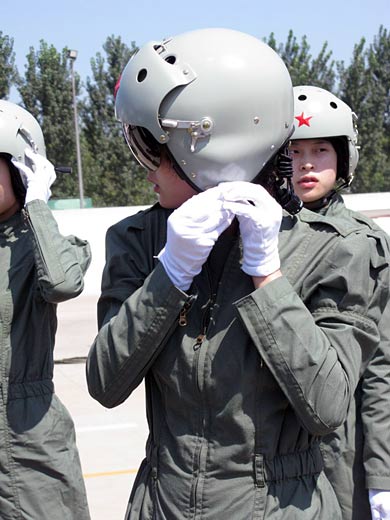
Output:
top-left (115, 28), bottom-right (294, 190)
top-left (0, 100), bottom-right (46, 163)
top-left (292, 85), bottom-right (358, 185)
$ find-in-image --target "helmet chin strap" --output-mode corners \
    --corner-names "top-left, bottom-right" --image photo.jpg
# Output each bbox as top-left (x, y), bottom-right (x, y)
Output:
top-left (304, 195), bottom-right (334, 211)
top-left (334, 175), bottom-right (352, 193)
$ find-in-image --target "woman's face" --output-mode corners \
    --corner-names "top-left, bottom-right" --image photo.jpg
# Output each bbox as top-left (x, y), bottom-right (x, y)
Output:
top-left (0, 158), bottom-right (20, 222)
top-left (290, 139), bottom-right (338, 203)
top-left (147, 152), bottom-right (198, 209)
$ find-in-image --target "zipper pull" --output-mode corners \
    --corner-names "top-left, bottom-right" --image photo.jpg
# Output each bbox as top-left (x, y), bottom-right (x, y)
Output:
top-left (193, 334), bottom-right (205, 351)
top-left (179, 308), bottom-right (187, 326)
top-left (179, 299), bottom-right (193, 327)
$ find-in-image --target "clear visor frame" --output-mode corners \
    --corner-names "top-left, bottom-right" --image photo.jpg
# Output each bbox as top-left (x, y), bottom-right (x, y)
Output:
top-left (122, 124), bottom-right (161, 172)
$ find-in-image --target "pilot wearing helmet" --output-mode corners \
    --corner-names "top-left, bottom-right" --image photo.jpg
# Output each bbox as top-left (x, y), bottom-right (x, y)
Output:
top-left (87, 28), bottom-right (388, 520)
top-left (290, 85), bottom-right (390, 520)
top-left (0, 100), bottom-right (91, 520)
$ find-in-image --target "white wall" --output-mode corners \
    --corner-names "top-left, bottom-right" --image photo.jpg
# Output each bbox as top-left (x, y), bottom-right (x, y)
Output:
top-left (53, 206), bottom-right (150, 296)
top-left (53, 194), bottom-right (390, 296)
top-left (342, 192), bottom-right (389, 212)
top-left (343, 192), bottom-right (390, 234)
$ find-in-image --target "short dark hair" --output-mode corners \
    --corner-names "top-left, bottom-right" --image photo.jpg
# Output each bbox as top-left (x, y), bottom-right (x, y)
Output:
top-left (0, 153), bottom-right (26, 206)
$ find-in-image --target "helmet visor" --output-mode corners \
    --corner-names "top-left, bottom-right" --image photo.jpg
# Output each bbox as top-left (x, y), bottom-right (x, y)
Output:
top-left (123, 124), bottom-right (161, 171)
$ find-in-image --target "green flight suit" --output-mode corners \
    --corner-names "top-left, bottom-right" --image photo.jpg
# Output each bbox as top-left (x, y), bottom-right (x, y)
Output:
top-left (0, 200), bottom-right (91, 520)
top-left (316, 194), bottom-right (390, 520)
top-left (87, 203), bottom-right (388, 520)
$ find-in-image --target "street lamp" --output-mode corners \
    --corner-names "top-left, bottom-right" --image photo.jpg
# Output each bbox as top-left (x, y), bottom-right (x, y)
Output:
top-left (68, 49), bottom-right (85, 208)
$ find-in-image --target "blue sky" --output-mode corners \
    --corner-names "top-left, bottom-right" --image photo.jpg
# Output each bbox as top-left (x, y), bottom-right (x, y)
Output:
top-left (1, 0), bottom-right (388, 92)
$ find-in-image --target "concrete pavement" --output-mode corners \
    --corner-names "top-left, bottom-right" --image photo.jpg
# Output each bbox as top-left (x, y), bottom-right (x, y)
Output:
top-left (54, 296), bottom-right (148, 520)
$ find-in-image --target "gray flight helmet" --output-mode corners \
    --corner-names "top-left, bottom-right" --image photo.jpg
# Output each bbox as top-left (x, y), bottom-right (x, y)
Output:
top-left (0, 100), bottom-right (46, 163)
top-left (292, 85), bottom-right (359, 186)
top-left (115, 28), bottom-right (294, 191)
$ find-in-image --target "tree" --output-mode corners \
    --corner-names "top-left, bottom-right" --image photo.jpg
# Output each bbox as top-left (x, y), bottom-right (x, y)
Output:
top-left (338, 26), bottom-right (390, 192)
top-left (367, 26), bottom-right (390, 191)
top-left (265, 30), bottom-right (336, 90)
top-left (81, 35), bottom-right (155, 207)
top-left (17, 41), bottom-right (79, 198)
top-left (0, 31), bottom-right (18, 98)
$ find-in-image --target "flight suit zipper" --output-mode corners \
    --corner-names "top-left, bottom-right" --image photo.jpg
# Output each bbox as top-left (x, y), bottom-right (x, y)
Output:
top-left (190, 267), bottom-right (215, 518)
top-left (253, 359), bottom-right (266, 519)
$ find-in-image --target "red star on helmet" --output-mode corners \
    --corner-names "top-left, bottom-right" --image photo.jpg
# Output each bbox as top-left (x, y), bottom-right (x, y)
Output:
top-left (295, 112), bottom-right (313, 127)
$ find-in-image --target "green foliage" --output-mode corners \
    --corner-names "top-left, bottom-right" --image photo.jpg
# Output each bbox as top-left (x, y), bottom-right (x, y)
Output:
top-left (17, 41), bottom-right (79, 198)
top-left (0, 32), bottom-right (18, 98)
top-left (265, 30), bottom-right (336, 90)
top-left (80, 35), bottom-right (156, 207)
top-left (338, 26), bottom-right (390, 192)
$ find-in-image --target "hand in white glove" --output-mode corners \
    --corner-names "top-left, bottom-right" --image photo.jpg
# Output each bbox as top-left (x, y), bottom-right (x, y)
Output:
top-left (12, 148), bottom-right (56, 204)
top-left (369, 489), bottom-right (390, 520)
top-left (157, 186), bottom-right (235, 291)
top-left (219, 181), bottom-right (282, 277)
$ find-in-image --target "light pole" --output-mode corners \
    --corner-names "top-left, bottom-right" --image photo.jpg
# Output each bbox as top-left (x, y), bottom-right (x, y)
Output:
top-left (68, 49), bottom-right (85, 208)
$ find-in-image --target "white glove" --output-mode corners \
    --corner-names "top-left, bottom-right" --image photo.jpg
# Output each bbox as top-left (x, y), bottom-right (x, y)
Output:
top-left (369, 489), bottom-right (390, 520)
top-left (12, 148), bottom-right (56, 204)
top-left (157, 186), bottom-right (235, 291)
top-left (219, 181), bottom-right (282, 277)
